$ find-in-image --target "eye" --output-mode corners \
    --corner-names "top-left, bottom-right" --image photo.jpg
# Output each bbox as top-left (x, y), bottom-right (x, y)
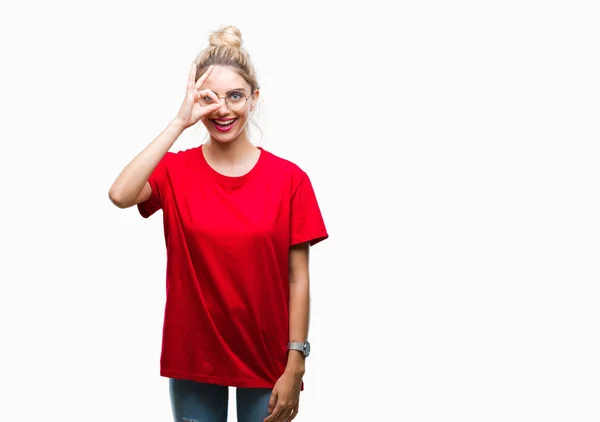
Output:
top-left (229, 92), bottom-right (243, 101)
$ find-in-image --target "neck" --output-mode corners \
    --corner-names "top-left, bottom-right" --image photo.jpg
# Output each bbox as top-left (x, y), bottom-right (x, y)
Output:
top-left (204, 133), bottom-right (258, 164)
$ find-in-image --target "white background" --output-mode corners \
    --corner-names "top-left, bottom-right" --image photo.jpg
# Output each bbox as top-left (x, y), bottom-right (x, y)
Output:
top-left (1, 1), bottom-right (599, 421)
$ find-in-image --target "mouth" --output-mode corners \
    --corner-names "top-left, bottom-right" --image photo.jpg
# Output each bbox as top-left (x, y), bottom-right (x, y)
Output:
top-left (211, 118), bottom-right (237, 133)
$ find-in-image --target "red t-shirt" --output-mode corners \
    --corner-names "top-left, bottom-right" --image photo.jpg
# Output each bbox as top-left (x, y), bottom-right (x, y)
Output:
top-left (137, 145), bottom-right (328, 390)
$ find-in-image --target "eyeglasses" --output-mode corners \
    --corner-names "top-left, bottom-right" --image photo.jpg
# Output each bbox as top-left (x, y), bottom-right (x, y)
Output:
top-left (198, 90), bottom-right (251, 111)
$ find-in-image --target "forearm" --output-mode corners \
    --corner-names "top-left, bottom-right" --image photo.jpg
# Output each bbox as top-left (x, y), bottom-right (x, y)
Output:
top-left (108, 119), bottom-right (184, 207)
top-left (286, 278), bottom-right (309, 374)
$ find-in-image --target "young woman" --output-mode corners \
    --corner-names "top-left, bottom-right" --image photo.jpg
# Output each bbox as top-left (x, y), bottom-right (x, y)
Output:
top-left (108, 25), bottom-right (328, 422)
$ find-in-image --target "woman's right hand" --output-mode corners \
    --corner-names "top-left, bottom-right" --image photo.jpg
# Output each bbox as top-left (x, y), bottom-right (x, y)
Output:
top-left (173, 63), bottom-right (221, 130)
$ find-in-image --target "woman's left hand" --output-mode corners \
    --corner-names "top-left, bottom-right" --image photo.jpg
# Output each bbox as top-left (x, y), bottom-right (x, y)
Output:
top-left (264, 370), bottom-right (302, 422)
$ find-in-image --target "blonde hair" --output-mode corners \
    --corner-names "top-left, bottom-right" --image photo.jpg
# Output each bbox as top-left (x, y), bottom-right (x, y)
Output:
top-left (194, 26), bottom-right (260, 92)
top-left (193, 26), bottom-right (265, 144)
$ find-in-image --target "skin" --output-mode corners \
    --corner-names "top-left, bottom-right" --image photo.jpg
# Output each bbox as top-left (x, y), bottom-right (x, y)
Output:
top-left (265, 242), bottom-right (311, 422)
top-left (196, 65), bottom-right (262, 176)
top-left (184, 64), bottom-right (311, 422)
top-left (110, 63), bottom-right (311, 421)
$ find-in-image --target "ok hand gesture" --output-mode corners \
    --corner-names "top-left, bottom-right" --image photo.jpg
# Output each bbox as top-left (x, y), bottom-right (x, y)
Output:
top-left (173, 63), bottom-right (221, 130)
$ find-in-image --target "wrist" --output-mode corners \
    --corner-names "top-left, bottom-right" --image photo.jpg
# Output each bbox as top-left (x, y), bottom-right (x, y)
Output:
top-left (285, 350), bottom-right (306, 374)
top-left (169, 119), bottom-right (186, 132)
top-left (285, 364), bottom-right (305, 377)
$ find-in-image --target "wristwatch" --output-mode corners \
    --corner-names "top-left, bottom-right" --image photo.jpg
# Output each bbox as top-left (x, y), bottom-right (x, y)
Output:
top-left (287, 341), bottom-right (310, 357)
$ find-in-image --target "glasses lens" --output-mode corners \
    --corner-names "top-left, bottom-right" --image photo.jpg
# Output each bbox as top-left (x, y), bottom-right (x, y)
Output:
top-left (198, 94), bottom-right (218, 107)
top-left (198, 91), bottom-right (247, 110)
top-left (226, 92), bottom-right (246, 111)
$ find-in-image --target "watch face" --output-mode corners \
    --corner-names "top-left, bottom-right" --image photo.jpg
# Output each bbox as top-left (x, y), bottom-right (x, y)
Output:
top-left (304, 341), bottom-right (311, 357)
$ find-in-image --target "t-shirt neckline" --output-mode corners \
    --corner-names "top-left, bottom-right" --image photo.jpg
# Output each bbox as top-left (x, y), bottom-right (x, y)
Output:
top-left (199, 144), bottom-right (265, 188)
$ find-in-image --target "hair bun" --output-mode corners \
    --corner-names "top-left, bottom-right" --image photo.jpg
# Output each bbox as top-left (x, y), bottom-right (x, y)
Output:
top-left (209, 26), bottom-right (243, 48)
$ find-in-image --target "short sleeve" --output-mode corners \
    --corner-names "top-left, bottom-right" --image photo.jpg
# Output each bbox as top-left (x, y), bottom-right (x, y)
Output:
top-left (290, 173), bottom-right (329, 246)
top-left (137, 152), bottom-right (175, 219)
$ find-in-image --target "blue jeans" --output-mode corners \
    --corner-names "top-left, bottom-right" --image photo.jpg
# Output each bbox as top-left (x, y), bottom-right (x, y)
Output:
top-left (169, 377), bottom-right (274, 422)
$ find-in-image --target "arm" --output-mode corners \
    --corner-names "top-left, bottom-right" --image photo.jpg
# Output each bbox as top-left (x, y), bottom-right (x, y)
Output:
top-left (108, 62), bottom-right (220, 209)
top-left (286, 241), bottom-right (311, 376)
top-left (108, 120), bottom-right (184, 208)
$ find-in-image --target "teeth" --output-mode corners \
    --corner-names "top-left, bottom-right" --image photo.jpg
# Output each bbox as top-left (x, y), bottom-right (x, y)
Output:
top-left (215, 119), bottom-right (235, 125)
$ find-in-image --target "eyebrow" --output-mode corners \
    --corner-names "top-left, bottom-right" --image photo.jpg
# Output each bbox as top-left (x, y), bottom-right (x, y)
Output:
top-left (213, 88), bottom-right (247, 95)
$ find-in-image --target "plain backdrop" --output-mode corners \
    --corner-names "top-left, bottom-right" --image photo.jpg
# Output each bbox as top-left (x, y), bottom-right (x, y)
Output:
top-left (1, 1), bottom-right (599, 421)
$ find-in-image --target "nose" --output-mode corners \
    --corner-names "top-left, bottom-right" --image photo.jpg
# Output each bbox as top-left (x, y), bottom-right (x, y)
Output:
top-left (216, 98), bottom-right (230, 115)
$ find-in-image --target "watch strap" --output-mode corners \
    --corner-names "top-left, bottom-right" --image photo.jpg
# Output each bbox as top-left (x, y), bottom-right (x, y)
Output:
top-left (287, 342), bottom-right (305, 352)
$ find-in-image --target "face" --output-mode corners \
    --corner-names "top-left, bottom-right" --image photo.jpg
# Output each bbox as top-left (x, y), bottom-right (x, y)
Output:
top-left (199, 65), bottom-right (259, 144)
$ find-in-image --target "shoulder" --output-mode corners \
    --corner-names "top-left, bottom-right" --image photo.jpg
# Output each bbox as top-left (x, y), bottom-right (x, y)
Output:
top-left (170, 145), bottom-right (201, 159)
top-left (162, 145), bottom-right (202, 168)
top-left (260, 147), bottom-right (307, 186)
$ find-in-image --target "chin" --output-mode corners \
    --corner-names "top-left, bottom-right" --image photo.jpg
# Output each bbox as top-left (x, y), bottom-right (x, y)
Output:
top-left (211, 132), bottom-right (239, 143)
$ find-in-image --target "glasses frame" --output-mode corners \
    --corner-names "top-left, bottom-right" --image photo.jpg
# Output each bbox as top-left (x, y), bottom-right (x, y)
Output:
top-left (207, 90), bottom-right (252, 111)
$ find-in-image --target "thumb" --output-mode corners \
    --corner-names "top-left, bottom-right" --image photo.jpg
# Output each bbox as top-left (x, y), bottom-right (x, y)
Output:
top-left (268, 389), bottom-right (278, 413)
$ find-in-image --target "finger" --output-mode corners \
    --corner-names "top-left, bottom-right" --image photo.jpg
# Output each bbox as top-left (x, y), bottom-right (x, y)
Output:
top-left (267, 390), bottom-right (278, 414)
top-left (263, 404), bottom-right (285, 422)
top-left (274, 403), bottom-right (294, 422)
top-left (289, 402), bottom-right (299, 421)
top-left (282, 404), bottom-right (295, 422)
top-left (277, 406), bottom-right (293, 422)
top-left (187, 62), bottom-right (196, 89)
top-left (197, 89), bottom-right (220, 105)
top-left (196, 90), bottom-right (222, 111)
top-left (195, 65), bottom-right (214, 90)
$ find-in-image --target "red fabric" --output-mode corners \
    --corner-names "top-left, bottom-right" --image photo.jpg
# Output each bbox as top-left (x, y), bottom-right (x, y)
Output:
top-left (137, 145), bottom-right (328, 390)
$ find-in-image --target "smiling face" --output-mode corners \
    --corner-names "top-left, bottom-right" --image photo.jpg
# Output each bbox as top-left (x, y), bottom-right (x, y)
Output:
top-left (199, 65), bottom-right (259, 144)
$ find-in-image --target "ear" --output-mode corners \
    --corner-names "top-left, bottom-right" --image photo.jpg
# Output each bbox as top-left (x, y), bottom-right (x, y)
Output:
top-left (250, 89), bottom-right (260, 111)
